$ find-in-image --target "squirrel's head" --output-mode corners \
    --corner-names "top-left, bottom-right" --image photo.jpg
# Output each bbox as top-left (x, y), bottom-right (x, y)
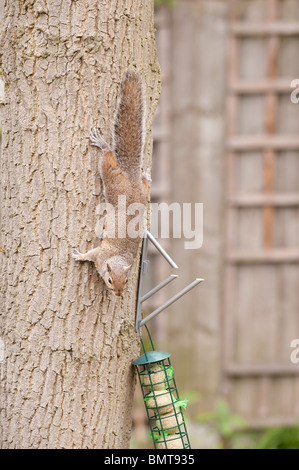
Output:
top-left (104, 258), bottom-right (132, 296)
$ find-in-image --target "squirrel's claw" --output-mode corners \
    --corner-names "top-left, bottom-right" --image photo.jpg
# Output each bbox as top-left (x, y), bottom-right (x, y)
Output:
top-left (90, 127), bottom-right (108, 150)
top-left (72, 249), bottom-right (84, 261)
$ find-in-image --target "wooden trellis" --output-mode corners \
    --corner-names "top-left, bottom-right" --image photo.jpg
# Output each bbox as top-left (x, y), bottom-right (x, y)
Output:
top-left (223, 0), bottom-right (299, 426)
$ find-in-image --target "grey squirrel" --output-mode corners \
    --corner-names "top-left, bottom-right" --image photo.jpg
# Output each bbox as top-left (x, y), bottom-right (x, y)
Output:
top-left (72, 72), bottom-right (150, 296)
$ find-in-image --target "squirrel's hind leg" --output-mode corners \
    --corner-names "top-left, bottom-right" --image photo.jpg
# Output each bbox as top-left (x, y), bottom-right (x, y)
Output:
top-left (90, 127), bottom-right (110, 151)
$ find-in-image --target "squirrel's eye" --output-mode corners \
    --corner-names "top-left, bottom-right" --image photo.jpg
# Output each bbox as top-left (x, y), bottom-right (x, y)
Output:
top-left (108, 277), bottom-right (112, 284)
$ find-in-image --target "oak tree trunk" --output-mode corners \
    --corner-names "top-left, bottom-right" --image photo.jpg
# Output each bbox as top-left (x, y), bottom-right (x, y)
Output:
top-left (0, 0), bottom-right (160, 449)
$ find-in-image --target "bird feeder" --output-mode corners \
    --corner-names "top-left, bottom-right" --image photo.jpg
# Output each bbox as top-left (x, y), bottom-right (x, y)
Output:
top-left (134, 230), bottom-right (204, 450)
top-left (134, 326), bottom-right (190, 449)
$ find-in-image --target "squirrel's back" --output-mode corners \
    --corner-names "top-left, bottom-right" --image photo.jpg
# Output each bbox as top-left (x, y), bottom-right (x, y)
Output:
top-left (113, 72), bottom-right (144, 181)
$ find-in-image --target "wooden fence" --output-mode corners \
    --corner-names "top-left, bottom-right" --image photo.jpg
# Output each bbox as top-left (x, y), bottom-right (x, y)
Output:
top-left (223, 0), bottom-right (299, 426)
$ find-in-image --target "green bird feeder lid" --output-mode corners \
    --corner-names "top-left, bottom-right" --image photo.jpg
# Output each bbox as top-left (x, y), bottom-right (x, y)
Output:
top-left (133, 351), bottom-right (171, 366)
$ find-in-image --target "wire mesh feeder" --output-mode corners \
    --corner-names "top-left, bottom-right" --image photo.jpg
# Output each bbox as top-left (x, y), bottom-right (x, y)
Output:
top-left (133, 326), bottom-right (191, 449)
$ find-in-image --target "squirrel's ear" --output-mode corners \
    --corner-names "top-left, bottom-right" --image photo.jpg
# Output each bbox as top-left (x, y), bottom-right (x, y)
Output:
top-left (107, 263), bottom-right (112, 272)
top-left (124, 264), bottom-right (132, 273)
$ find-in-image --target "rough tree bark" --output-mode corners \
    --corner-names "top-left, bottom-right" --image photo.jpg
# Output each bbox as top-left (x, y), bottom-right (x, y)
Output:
top-left (0, 0), bottom-right (160, 449)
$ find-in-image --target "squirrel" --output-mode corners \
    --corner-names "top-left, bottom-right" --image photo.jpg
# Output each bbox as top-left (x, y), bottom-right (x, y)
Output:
top-left (72, 72), bottom-right (150, 296)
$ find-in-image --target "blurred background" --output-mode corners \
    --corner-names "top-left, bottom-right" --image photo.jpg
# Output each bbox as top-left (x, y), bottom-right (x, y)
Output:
top-left (132, 0), bottom-right (299, 449)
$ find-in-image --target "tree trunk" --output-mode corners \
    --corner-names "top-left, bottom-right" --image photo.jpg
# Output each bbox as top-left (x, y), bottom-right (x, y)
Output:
top-left (0, 0), bottom-right (160, 449)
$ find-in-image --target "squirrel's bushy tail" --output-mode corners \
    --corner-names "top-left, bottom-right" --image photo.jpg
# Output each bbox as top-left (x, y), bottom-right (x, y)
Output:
top-left (114, 71), bottom-right (144, 181)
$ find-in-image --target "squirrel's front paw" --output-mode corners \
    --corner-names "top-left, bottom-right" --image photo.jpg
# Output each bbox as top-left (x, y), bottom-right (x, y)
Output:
top-left (142, 168), bottom-right (152, 182)
top-left (90, 127), bottom-right (109, 150)
top-left (72, 249), bottom-right (84, 261)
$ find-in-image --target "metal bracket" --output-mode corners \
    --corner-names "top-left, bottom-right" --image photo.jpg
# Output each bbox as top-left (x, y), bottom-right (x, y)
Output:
top-left (136, 230), bottom-right (204, 331)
